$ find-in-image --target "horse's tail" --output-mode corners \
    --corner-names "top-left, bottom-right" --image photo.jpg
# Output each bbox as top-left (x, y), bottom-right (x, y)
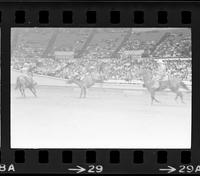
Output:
top-left (15, 77), bottom-right (20, 90)
top-left (180, 81), bottom-right (189, 91)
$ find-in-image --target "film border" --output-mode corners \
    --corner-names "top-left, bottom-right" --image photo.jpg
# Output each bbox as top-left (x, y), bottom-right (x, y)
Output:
top-left (0, 1), bottom-right (199, 174)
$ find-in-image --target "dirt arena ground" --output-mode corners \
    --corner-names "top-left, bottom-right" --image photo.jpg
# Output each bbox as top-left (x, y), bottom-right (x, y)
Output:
top-left (11, 85), bottom-right (191, 149)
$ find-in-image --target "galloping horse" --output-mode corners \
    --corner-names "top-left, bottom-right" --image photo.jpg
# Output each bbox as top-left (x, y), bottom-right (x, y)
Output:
top-left (15, 75), bottom-right (37, 97)
top-left (67, 72), bottom-right (104, 98)
top-left (139, 69), bottom-right (190, 104)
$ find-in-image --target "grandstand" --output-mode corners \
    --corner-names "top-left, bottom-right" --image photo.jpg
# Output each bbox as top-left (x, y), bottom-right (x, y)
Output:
top-left (11, 28), bottom-right (191, 82)
top-left (11, 28), bottom-right (191, 58)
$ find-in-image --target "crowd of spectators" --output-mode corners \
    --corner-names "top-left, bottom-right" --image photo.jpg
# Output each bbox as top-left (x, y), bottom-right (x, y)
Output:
top-left (11, 29), bottom-right (192, 82)
top-left (11, 56), bottom-right (191, 82)
top-left (152, 33), bottom-right (191, 58)
top-left (120, 32), bottom-right (191, 58)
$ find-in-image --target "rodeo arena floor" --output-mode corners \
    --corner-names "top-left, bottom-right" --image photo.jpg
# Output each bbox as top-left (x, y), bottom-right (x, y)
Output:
top-left (11, 70), bottom-right (192, 149)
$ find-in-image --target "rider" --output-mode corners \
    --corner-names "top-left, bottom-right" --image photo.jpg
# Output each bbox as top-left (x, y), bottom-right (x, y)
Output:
top-left (156, 59), bottom-right (167, 81)
top-left (151, 59), bottom-right (167, 89)
top-left (21, 61), bottom-right (36, 86)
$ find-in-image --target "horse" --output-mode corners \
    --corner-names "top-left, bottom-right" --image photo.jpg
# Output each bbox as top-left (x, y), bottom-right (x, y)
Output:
top-left (139, 69), bottom-right (190, 104)
top-left (67, 72), bottom-right (104, 98)
top-left (156, 77), bottom-right (190, 103)
top-left (15, 75), bottom-right (37, 97)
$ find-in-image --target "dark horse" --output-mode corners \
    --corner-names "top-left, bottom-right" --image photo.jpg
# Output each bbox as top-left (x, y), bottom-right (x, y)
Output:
top-left (140, 69), bottom-right (190, 104)
top-left (15, 75), bottom-right (37, 97)
top-left (67, 72), bottom-right (104, 98)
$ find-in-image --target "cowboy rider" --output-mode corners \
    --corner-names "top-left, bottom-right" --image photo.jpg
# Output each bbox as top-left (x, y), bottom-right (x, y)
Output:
top-left (21, 61), bottom-right (36, 85)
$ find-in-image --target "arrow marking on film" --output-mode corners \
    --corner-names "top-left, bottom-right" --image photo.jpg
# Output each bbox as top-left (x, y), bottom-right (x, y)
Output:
top-left (159, 166), bottom-right (176, 173)
top-left (68, 165), bottom-right (86, 173)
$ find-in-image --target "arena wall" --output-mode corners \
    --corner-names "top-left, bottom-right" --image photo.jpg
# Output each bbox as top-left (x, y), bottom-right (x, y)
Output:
top-left (11, 69), bottom-right (191, 91)
top-left (11, 69), bottom-right (146, 91)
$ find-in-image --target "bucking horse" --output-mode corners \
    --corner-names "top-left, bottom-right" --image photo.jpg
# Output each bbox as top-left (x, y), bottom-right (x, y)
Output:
top-left (67, 72), bottom-right (104, 98)
top-left (15, 75), bottom-right (37, 97)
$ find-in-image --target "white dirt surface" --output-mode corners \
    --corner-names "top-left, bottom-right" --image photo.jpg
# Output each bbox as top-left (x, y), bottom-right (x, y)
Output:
top-left (11, 85), bottom-right (191, 149)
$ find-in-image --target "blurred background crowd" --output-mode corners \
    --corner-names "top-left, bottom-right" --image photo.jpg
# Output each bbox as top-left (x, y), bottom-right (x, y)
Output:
top-left (11, 28), bottom-right (191, 82)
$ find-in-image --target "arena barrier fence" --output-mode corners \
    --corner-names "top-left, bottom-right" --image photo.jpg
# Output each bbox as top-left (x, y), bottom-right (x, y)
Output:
top-left (11, 69), bottom-right (191, 92)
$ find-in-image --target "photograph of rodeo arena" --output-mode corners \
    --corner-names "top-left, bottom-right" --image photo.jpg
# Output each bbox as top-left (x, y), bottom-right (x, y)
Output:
top-left (11, 28), bottom-right (191, 148)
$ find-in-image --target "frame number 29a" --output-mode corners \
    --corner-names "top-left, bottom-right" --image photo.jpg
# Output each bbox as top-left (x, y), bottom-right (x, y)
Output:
top-left (159, 165), bottom-right (200, 174)
top-left (179, 165), bottom-right (200, 174)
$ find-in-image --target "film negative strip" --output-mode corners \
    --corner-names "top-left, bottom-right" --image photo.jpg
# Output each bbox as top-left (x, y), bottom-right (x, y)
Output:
top-left (0, 0), bottom-right (200, 174)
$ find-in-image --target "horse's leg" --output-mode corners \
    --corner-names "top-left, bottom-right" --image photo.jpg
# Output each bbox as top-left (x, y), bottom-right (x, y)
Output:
top-left (20, 87), bottom-right (25, 97)
top-left (83, 87), bottom-right (86, 98)
top-left (151, 95), bottom-right (154, 105)
top-left (175, 91), bottom-right (184, 103)
top-left (152, 96), bottom-right (159, 104)
top-left (32, 88), bottom-right (37, 97)
top-left (30, 88), bottom-right (37, 97)
top-left (174, 90), bottom-right (180, 102)
top-left (151, 91), bottom-right (159, 105)
top-left (19, 88), bottom-right (23, 97)
top-left (34, 88), bottom-right (37, 97)
top-left (34, 87), bottom-right (37, 96)
top-left (151, 93), bottom-right (156, 105)
top-left (179, 91), bottom-right (184, 103)
top-left (24, 89), bottom-right (26, 97)
top-left (154, 97), bottom-right (160, 103)
top-left (80, 87), bottom-right (83, 98)
top-left (175, 94), bottom-right (179, 102)
top-left (22, 88), bottom-right (26, 98)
